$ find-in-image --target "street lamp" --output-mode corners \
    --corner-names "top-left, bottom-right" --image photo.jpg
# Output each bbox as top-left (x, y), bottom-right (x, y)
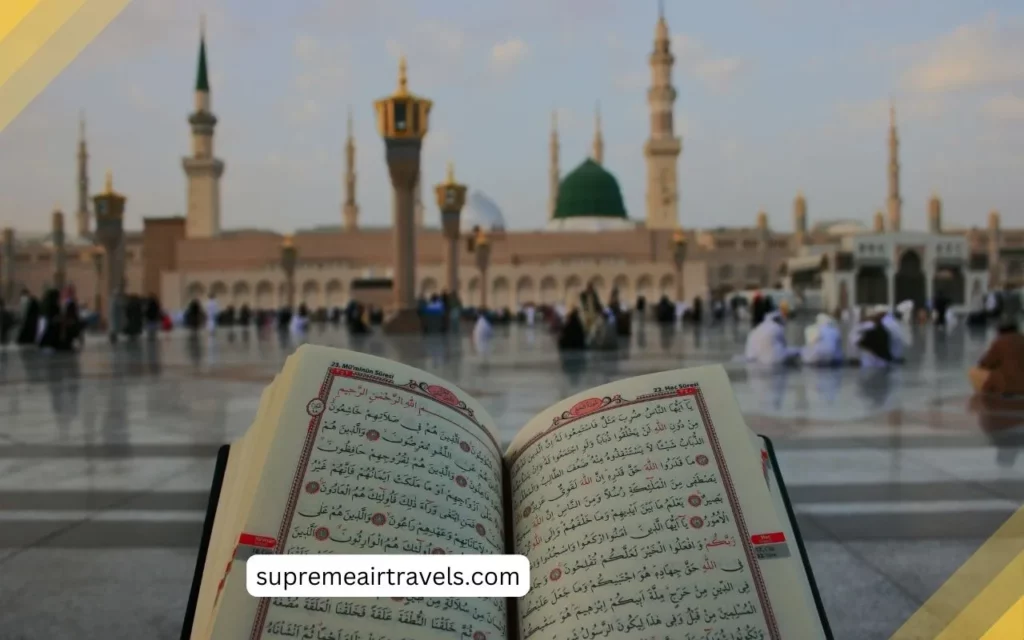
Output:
top-left (474, 228), bottom-right (491, 309)
top-left (86, 246), bottom-right (103, 323)
top-left (672, 228), bottom-right (687, 302)
top-left (92, 170), bottom-right (125, 342)
top-left (280, 234), bottom-right (297, 309)
top-left (435, 161), bottom-right (467, 296)
top-left (374, 55), bottom-right (432, 332)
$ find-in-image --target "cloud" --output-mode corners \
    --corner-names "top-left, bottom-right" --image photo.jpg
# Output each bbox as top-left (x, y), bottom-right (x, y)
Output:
top-left (983, 95), bottom-right (1024, 120)
top-left (901, 15), bottom-right (1024, 93)
top-left (491, 38), bottom-right (529, 68)
top-left (671, 35), bottom-right (747, 93)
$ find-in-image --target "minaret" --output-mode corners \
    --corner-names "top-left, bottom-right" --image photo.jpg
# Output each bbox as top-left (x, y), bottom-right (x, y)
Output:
top-left (793, 191), bottom-right (807, 245)
top-left (873, 210), bottom-right (885, 233)
top-left (886, 103), bottom-right (901, 232)
top-left (343, 107), bottom-right (359, 231)
top-left (182, 17), bottom-right (225, 239)
top-left (51, 208), bottom-right (66, 289)
top-left (592, 103), bottom-right (604, 165)
top-left (548, 110), bottom-right (560, 221)
top-left (644, 2), bottom-right (683, 230)
top-left (75, 112), bottom-right (90, 238)
top-left (756, 210), bottom-right (770, 287)
top-left (927, 192), bottom-right (942, 234)
top-left (988, 211), bottom-right (1001, 288)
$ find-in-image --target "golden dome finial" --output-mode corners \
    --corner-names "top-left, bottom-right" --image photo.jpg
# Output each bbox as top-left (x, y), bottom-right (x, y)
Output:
top-left (475, 226), bottom-right (489, 246)
top-left (397, 55), bottom-right (409, 96)
top-left (104, 170), bottom-right (114, 194)
top-left (446, 161), bottom-right (455, 184)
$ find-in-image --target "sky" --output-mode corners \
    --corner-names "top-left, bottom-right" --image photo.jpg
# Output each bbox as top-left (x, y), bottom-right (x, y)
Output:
top-left (1, 0), bottom-right (1023, 235)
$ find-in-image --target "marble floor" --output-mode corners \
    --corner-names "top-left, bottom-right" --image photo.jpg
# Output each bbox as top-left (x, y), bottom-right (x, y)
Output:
top-left (0, 320), bottom-right (1021, 640)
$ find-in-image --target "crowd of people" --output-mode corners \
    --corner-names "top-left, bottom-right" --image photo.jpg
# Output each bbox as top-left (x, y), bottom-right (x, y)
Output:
top-left (0, 287), bottom-right (85, 351)
top-left (178, 294), bottom-right (381, 338)
top-left (3, 281), bottom-right (1020, 398)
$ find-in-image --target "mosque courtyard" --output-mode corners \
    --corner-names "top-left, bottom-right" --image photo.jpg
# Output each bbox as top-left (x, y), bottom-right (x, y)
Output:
top-left (0, 320), bottom-right (1021, 639)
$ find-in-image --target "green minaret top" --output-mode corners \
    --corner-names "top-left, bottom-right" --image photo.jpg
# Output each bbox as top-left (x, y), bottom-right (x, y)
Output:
top-left (195, 19), bottom-right (209, 93)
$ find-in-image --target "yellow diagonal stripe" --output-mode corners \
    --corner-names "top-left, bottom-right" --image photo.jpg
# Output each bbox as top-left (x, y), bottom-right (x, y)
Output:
top-left (980, 595), bottom-right (1024, 640)
top-left (891, 507), bottom-right (1024, 639)
top-left (0, 0), bottom-right (86, 88)
top-left (937, 549), bottom-right (1024, 639)
top-left (0, 0), bottom-right (45, 42)
top-left (0, 0), bottom-right (132, 133)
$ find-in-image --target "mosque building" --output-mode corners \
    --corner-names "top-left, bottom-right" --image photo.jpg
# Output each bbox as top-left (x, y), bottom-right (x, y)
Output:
top-left (1, 10), bottom-right (1022, 317)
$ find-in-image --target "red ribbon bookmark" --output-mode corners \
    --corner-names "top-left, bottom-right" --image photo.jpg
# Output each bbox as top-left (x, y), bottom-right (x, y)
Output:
top-left (751, 532), bottom-right (786, 545)
top-left (238, 533), bottom-right (277, 549)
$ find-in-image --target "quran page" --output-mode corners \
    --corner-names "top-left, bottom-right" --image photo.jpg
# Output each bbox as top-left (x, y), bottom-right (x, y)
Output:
top-left (506, 365), bottom-right (823, 640)
top-left (202, 346), bottom-right (510, 640)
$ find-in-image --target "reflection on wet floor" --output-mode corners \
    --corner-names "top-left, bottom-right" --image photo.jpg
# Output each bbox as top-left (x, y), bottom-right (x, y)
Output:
top-left (0, 320), bottom-right (1020, 639)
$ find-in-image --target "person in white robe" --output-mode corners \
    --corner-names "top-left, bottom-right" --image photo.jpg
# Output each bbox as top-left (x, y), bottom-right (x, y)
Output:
top-left (986, 292), bottom-right (998, 315)
top-left (744, 311), bottom-right (800, 366)
top-left (801, 313), bottom-right (844, 365)
top-left (675, 301), bottom-right (687, 324)
top-left (290, 310), bottom-right (309, 336)
top-left (944, 307), bottom-right (959, 329)
top-left (524, 305), bottom-right (536, 327)
top-left (896, 300), bottom-right (914, 324)
top-left (204, 294), bottom-right (219, 335)
top-left (877, 305), bottom-right (908, 361)
top-left (472, 312), bottom-right (493, 344)
top-left (472, 312), bottom-right (494, 356)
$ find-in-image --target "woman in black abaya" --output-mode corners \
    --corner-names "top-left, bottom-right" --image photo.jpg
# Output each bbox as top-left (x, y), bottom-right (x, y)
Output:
top-left (15, 290), bottom-right (40, 346)
top-left (37, 289), bottom-right (62, 349)
top-left (558, 309), bottom-right (587, 351)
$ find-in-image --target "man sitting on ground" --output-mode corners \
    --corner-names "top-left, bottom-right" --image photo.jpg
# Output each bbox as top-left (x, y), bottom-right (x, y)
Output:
top-left (744, 311), bottom-right (800, 367)
top-left (970, 317), bottom-right (1024, 396)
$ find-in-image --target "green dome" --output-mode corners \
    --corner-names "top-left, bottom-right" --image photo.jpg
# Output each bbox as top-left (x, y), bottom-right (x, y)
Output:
top-left (554, 159), bottom-right (627, 219)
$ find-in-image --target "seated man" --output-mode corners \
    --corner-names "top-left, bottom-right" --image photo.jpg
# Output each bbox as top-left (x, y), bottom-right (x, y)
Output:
top-left (850, 309), bottom-right (893, 368)
top-left (876, 305), bottom-right (909, 361)
top-left (970, 318), bottom-right (1024, 395)
top-left (801, 313), bottom-right (844, 366)
top-left (744, 311), bottom-right (800, 366)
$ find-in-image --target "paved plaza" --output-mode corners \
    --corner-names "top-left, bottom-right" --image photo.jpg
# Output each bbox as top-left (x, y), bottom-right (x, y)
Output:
top-left (0, 321), bottom-right (1021, 639)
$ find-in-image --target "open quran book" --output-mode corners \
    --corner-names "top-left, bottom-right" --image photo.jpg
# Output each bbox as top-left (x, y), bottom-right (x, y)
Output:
top-left (185, 345), bottom-right (832, 640)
